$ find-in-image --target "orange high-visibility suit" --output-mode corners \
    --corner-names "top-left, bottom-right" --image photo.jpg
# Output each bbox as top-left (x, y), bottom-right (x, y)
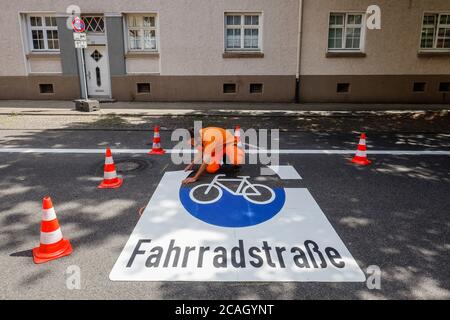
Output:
top-left (199, 127), bottom-right (244, 173)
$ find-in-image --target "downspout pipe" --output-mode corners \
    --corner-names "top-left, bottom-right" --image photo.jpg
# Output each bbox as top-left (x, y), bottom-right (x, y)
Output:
top-left (295, 0), bottom-right (304, 103)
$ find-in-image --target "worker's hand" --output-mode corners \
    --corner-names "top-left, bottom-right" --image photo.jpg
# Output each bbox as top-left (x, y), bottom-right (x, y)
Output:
top-left (182, 177), bottom-right (198, 184)
top-left (184, 163), bottom-right (194, 171)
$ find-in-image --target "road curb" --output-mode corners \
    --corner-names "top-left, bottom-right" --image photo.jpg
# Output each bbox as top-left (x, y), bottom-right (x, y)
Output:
top-left (0, 109), bottom-right (448, 118)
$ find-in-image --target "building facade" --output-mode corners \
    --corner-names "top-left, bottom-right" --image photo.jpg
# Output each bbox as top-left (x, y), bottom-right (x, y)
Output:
top-left (300, 0), bottom-right (450, 103)
top-left (0, 0), bottom-right (449, 103)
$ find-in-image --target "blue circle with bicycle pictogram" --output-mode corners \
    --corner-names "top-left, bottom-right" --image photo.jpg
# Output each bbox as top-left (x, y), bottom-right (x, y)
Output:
top-left (179, 174), bottom-right (286, 228)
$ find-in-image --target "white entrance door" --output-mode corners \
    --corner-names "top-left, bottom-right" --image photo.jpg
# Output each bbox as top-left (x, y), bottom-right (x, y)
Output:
top-left (84, 45), bottom-right (111, 97)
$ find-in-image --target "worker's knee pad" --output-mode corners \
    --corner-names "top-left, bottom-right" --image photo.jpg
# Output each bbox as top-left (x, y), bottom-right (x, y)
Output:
top-left (206, 163), bottom-right (221, 174)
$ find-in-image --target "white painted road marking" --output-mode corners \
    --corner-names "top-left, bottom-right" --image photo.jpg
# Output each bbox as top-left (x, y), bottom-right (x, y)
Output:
top-left (0, 148), bottom-right (449, 155)
top-left (267, 165), bottom-right (302, 179)
top-left (109, 170), bottom-right (366, 282)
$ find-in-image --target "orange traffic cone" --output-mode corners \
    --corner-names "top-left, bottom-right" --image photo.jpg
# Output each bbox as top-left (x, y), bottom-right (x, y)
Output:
top-left (33, 196), bottom-right (73, 264)
top-left (234, 125), bottom-right (243, 149)
top-left (351, 133), bottom-right (371, 165)
top-left (148, 125), bottom-right (166, 155)
top-left (98, 148), bottom-right (123, 189)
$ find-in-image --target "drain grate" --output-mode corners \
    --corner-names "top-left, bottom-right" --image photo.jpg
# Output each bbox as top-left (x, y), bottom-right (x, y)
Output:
top-left (114, 159), bottom-right (149, 173)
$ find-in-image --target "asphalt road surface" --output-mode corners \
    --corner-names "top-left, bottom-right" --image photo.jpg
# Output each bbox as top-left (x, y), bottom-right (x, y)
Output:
top-left (0, 119), bottom-right (449, 299)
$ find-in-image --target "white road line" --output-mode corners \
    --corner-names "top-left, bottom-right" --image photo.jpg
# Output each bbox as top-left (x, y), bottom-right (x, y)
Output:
top-left (0, 148), bottom-right (449, 155)
top-left (267, 165), bottom-right (302, 179)
top-left (243, 142), bottom-right (261, 150)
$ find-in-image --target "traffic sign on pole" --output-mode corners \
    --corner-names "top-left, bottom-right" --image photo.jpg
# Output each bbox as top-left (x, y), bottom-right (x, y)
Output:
top-left (74, 40), bottom-right (87, 49)
top-left (73, 28), bottom-right (87, 48)
top-left (73, 33), bottom-right (86, 41)
top-left (72, 17), bottom-right (86, 33)
top-left (72, 17), bottom-right (88, 99)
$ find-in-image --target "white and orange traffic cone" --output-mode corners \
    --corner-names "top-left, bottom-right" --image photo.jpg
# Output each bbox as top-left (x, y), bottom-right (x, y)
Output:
top-left (351, 133), bottom-right (371, 166)
top-left (148, 125), bottom-right (166, 155)
top-left (234, 125), bottom-right (243, 149)
top-left (98, 148), bottom-right (123, 189)
top-left (33, 196), bottom-right (73, 264)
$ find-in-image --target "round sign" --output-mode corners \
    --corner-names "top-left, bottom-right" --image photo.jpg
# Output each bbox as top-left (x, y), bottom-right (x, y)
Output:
top-left (72, 17), bottom-right (85, 33)
top-left (179, 175), bottom-right (286, 228)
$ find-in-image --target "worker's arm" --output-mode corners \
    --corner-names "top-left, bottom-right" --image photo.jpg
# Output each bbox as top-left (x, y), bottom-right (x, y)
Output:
top-left (184, 149), bottom-right (203, 171)
top-left (182, 162), bottom-right (207, 184)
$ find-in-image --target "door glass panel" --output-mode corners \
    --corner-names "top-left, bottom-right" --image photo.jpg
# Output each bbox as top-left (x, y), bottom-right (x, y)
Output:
top-left (90, 49), bottom-right (103, 62)
top-left (96, 66), bottom-right (101, 87)
top-left (82, 16), bottom-right (105, 33)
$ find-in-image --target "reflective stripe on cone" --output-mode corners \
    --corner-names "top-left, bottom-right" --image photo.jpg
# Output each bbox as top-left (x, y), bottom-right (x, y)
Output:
top-left (40, 228), bottom-right (63, 245)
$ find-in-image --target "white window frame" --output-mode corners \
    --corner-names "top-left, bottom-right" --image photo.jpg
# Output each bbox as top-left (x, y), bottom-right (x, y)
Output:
top-left (420, 12), bottom-right (450, 51)
top-left (224, 12), bottom-right (262, 52)
top-left (327, 12), bottom-right (365, 52)
top-left (125, 13), bottom-right (158, 52)
top-left (27, 14), bottom-right (59, 52)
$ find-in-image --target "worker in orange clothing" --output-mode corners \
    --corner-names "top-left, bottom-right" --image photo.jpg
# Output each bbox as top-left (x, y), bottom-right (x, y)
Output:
top-left (182, 127), bottom-right (245, 184)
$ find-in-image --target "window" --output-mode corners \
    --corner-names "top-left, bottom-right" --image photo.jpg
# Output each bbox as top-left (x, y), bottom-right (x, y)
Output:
top-left (250, 83), bottom-right (263, 94)
top-left (413, 82), bottom-right (426, 92)
top-left (439, 82), bottom-right (450, 92)
top-left (126, 14), bottom-right (157, 51)
top-left (223, 83), bottom-right (237, 94)
top-left (225, 13), bottom-right (261, 51)
top-left (328, 13), bottom-right (364, 51)
top-left (82, 16), bottom-right (105, 33)
top-left (420, 13), bottom-right (450, 50)
top-left (39, 84), bottom-right (54, 94)
top-left (337, 83), bottom-right (350, 93)
top-left (137, 83), bottom-right (151, 93)
top-left (28, 15), bottom-right (59, 51)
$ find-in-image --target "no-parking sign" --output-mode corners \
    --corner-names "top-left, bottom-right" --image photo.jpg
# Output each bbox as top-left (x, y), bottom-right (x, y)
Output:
top-left (72, 17), bottom-right (85, 33)
top-left (110, 166), bottom-right (366, 282)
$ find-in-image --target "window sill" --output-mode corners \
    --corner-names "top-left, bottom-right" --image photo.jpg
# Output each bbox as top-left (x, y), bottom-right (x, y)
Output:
top-left (29, 72), bottom-right (62, 76)
top-left (417, 50), bottom-right (450, 57)
top-left (26, 52), bottom-right (61, 59)
top-left (326, 51), bottom-right (366, 58)
top-left (223, 52), bottom-right (264, 58)
top-left (125, 52), bottom-right (160, 58)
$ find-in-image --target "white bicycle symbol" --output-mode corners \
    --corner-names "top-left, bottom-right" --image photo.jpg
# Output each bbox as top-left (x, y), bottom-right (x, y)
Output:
top-left (189, 174), bottom-right (275, 205)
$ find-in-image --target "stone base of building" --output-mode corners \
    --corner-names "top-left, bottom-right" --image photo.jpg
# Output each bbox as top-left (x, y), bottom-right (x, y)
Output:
top-left (0, 75), bottom-right (80, 100)
top-left (0, 74), bottom-right (448, 104)
top-left (299, 75), bottom-right (450, 104)
top-left (110, 75), bottom-right (296, 102)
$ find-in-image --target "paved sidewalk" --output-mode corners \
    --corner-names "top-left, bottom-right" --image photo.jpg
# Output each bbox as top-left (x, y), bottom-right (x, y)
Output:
top-left (1, 110), bottom-right (449, 133)
top-left (1, 100), bottom-right (449, 133)
top-left (0, 100), bottom-right (449, 117)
